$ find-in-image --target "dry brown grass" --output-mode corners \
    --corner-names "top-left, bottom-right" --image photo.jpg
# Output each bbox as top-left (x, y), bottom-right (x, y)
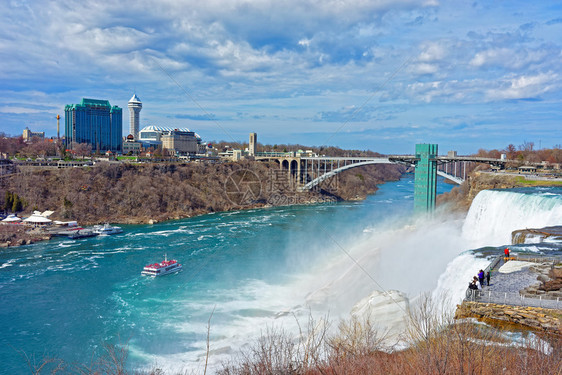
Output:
top-left (17, 296), bottom-right (562, 374)
top-left (219, 294), bottom-right (562, 375)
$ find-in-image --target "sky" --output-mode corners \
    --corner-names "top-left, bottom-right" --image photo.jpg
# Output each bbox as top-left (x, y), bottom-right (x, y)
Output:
top-left (1, 0), bottom-right (561, 154)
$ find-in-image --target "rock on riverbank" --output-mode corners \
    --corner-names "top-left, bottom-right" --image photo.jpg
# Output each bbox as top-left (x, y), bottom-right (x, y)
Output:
top-left (455, 301), bottom-right (561, 333)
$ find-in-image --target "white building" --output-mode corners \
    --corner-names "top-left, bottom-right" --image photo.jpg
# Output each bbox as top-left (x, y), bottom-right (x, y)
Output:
top-left (123, 134), bottom-right (142, 155)
top-left (128, 94), bottom-right (142, 140)
top-left (138, 125), bottom-right (202, 155)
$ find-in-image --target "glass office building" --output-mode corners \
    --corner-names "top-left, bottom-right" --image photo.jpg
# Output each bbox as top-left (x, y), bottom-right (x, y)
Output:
top-left (64, 98), bottom-right (122, 153)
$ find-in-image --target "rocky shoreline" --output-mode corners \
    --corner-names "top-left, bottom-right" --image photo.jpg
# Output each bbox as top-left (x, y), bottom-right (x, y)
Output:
top-left (0, 225), bottom-right (52, 248)
top-left (521, 262), bottom-right (562, 298)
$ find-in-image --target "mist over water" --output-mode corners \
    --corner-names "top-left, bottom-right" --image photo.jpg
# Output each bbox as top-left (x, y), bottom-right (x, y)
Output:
top-left (0, 177), bottom-right (560, 373)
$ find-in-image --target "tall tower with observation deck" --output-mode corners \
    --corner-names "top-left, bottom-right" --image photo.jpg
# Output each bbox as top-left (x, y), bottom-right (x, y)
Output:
top-left (128, 94), bottom-right (142, 140)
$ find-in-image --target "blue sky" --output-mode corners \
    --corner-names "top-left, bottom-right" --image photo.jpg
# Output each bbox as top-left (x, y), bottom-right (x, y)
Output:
top-left (1, 0), bottom-right (561, 154)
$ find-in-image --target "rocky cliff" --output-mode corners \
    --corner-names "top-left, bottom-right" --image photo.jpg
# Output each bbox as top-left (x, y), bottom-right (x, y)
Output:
top-left (0, 161), bottom-right (405, 226)
top-left (455, 301), bottom-right (561, 333)
top-left (438, 172), bottom-right (525, 212)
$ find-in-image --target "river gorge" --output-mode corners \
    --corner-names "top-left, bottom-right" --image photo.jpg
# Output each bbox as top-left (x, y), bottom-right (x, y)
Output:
top-left (0, 174), bottom-right (561, 373)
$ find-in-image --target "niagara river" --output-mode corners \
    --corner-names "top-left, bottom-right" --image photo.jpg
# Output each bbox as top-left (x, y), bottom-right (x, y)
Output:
top-left (1, 174), bottom-right (561, 373)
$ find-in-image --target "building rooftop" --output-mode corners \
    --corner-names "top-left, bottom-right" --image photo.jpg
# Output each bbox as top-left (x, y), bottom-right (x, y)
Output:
top-left (65, 98), bottom-right (121, 111)
top-left (140, 125), bottom-right (201, 140)
top-left (129, 94), bottom-right (142, 104)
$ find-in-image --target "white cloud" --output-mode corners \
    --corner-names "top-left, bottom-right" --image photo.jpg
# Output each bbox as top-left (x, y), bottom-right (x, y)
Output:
top-left (411, 62), bottom-right (439, 75)
top-left (418, 41), bottom-right (446, 62)
top-left (1, 0), bottom-right (562, 151)
top-left (0, 106), bottom-right (44, 114)
top-left (298, 38), bottom-right (311, 47)
top-left (486, 72), bottom-right (559, 100)
top-left (64, 26), bottom-right (152, 54)
top-left (470, 47), bottom-right (550, 70)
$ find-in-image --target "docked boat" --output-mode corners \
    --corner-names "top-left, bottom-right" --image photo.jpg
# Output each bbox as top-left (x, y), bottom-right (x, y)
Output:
top-left (93, 223), bottom-right (123, 236)
top-left (141, 254), bottom-right (182, 277)
top-left (68, 229), bottom-right (99, 239)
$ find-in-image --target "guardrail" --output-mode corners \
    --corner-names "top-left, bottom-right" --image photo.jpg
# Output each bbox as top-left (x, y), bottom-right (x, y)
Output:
top-left (464, 255), bottom-right (562, 309)
top-left (514, 256), bottom-right (561, 264)
top-left (465, 289), bottom-right (561, 309)
top-left (485, 255), bottom-right (503, 274)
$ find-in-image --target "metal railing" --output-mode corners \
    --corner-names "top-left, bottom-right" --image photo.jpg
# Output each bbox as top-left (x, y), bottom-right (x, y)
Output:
top-left (514, 256), bottom-right (561, 264)
top-left (464, 255), bottom-right (562, 310)
top-left (465, 289), bottom-right (561, 309)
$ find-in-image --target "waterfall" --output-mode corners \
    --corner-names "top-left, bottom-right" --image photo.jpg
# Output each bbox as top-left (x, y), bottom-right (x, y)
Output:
top-left (461, 190), bottom-right (562, 247)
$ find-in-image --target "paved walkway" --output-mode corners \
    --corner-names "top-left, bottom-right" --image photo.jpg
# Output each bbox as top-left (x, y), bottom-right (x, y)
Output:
top-left (466, 258), bottom-right (562, 310)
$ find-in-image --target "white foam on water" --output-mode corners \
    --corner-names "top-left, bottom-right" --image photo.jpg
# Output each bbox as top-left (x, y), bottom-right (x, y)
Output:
top-left (58, 241), bottom-right (77, 247)
top-left (433, 252), bottom-right (491, 307)
top-left (0, 259), bottom-right (16, 269)
top-left (128, 187), bottom-right (561, 373)
top-left (149, 228), bottom-right (195, 237)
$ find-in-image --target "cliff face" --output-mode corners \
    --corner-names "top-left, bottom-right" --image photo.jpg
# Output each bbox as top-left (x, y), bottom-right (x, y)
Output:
top-left (512, 226), bottom-right (562, 244)
top-left (0, 161), bottom-right (404, 225)
top-left (455, 301), bottom-right (561, 334)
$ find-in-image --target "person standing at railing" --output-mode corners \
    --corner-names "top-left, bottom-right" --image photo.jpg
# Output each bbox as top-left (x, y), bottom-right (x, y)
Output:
top-left (478, 269), bottom-right (485, 287)
top-left (473, 276), bottom-right (482, 290)
top-left (504, 247), bottom-right (510, 259)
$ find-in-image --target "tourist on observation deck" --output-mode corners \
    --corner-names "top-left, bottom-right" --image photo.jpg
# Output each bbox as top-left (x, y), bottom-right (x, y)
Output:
top-left (469, 277), bottom-right (478, 290)
top-left (478, 269), bottom-right (485, 287)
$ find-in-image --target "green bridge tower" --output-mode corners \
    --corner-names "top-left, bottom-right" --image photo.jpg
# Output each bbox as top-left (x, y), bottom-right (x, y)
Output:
top-left (414, 143), bottom-right (438, 214)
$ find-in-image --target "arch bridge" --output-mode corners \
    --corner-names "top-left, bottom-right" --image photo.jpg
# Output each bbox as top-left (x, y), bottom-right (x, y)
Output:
top-left (256, 144), bottom-right (509, 213)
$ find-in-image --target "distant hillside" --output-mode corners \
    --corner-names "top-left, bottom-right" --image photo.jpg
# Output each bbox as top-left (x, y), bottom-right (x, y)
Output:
top-left (0, 161), bottom-right (405, 225)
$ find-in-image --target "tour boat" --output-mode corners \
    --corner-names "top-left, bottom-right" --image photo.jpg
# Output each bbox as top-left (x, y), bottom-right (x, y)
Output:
top-left (93, 223), bottom-right (123, 236)
top-left (141, 254), bottom-right (182, 277)
top-left (68, 228), bottom-right (99, 239)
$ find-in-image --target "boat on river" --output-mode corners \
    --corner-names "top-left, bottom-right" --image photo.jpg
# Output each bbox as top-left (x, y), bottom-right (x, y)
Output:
top-left (141, 254), bottom-right (182, 277)
top-left (68, 229), bottom-right (99, 239)
top-left (93, 223), bottom-right (123, 236)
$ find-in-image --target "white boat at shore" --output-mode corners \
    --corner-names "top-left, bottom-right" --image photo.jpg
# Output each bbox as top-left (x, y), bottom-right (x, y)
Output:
top-left (93, 223), bottom-right (123, 236)
top-left (141, 254), bottom-right (182, 277)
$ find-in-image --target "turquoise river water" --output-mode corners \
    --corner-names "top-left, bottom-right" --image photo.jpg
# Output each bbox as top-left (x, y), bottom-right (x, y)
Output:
top-left (1, 174), bottom-right (561, 373)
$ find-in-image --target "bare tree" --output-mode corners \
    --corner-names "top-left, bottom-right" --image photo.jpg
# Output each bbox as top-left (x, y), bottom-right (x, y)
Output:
top-left (74, 143), bottom-right (92, 159)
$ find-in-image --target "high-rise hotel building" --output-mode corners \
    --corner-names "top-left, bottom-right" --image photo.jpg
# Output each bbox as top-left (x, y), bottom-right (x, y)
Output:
top-left (128, 94), bottom-right (142, 140)
top-left (64, 98), bottom-right (122, 153)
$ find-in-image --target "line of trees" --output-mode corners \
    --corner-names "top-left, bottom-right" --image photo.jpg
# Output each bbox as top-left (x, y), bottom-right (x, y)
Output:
top-left (3, 191), bottom-right (25, 213)
top-left (474, 143), bottom-right (562, 164)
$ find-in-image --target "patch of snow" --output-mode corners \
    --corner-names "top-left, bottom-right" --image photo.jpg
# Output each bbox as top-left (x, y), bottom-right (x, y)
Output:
top-left (498, 261), bottom-right (533, 274)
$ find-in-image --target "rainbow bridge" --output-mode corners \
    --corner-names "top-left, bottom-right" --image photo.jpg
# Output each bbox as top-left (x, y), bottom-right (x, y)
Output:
top-left (256, 144), bottom-right (509, 213)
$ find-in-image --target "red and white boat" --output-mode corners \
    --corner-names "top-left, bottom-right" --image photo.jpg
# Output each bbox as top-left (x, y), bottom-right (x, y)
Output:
top-left (141, 254), bottom-right (182, 277)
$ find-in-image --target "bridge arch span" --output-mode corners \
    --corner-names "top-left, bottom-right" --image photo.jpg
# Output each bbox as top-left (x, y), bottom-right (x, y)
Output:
top-left (436, 170), bottom-right (464, 185)
top-left (301, 159), bottom-right (393, 191)
top-left (300, 158), bottom-right (465, 191)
